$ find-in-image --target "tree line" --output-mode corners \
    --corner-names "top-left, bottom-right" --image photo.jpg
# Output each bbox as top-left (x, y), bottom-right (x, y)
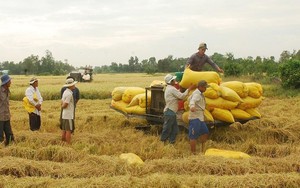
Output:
top-left (0, 50), bottom-right (75, 75)
top-left (1, 49), bottom-right (300, 88)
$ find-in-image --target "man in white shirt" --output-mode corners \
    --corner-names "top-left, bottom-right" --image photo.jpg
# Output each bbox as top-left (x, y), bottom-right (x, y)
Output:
top-left (188, 80), bottom-right (210, 154)
top-left (161, 74), bottom-right (195, 144)
top-left (25, 77), bottom-right (43, 131)
top-left (61, 78), bottom-right (78, 144)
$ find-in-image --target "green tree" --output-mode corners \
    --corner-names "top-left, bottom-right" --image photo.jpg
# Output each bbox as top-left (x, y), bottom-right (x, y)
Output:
top-left (157, 55), bottom-right (172, 72)
top-left (22, 55), bottom-right (39, 75)
top-left (40, 50), bottom-right (55, 75)
top-left (142, 57), bottom-right (157, 74)
top-left (279, 59), bottom-right (300, 88)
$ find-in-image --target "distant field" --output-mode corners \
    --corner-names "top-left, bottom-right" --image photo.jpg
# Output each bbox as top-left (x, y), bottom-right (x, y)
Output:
top-left (1, 73), bottom-right (300, 187)
top-left (9, 73), bottom-right (167, 100)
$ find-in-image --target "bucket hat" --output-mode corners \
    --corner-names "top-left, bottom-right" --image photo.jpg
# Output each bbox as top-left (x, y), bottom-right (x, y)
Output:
top-left (1, 74), bottom-right (11, 86)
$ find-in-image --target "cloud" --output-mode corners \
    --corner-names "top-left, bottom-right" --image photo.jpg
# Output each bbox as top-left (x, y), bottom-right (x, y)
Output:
top-left (0, 0), bottom-right (299, 66)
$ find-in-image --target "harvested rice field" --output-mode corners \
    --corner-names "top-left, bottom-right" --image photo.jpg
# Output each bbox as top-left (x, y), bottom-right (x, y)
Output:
top-left (1, 74), bottom-right (300, 188)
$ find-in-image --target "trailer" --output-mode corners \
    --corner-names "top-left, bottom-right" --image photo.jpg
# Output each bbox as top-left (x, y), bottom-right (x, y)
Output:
top-left (111, 85), bottom-right (257, 132)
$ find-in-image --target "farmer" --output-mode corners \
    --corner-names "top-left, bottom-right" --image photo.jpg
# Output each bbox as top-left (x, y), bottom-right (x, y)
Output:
top-left (60, 76), bottom-right (80, 134)
top-left (188, 80), bottom-right (210, 154)
top-left (186, 42), bottom-right (224, 73)
top-left (60, 76), bottom-right (80, 106)
top-left (25, 77), bottom-right (43, 131)
top-left (161, 74), bottom-right (195, 144)
top-left (0, 75), bottom-right (15, 146)
top-left (61, 78), bottom-right (78, 144)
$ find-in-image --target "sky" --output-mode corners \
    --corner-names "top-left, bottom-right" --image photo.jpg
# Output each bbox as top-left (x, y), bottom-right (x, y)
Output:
top-left (0, 0), bottom-right (299, 68)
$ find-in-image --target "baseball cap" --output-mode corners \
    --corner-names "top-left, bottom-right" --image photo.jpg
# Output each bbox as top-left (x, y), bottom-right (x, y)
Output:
top-left (198, 80), bottom-right (210, 88)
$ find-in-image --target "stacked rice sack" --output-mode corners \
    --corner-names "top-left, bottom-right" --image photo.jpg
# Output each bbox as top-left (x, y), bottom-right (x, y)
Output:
top-left (180, 68), bottom-right (263, 124)
top-left (110, 80), bottom-right (163, 115)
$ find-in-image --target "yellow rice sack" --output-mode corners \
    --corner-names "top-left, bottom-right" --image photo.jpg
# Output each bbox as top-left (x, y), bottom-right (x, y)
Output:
top-left (237, 96), bottom-right (263, 110)
top-left (112, 87), bottom-right (127, 101)
top-left (127, 93), bottom-right (144, 107)
top-left (245, 82), bottom-right (263, 98)
top-left (205, 148), bottom-right (250, 159)
top-left (23, 97), bottom-right (36, 113)
top-left (111, 100), bottom-right (128, 114)
top-left (125, 105), bottom-right (146, 115)
top-left (119, 153), bottom-right (144, 165)
top-left (206, 97), bottom-right (239, 111)
top-left (230, 109), bottom-right (252, 120)
top-left (122, 87), bottom-right (145, 103)
top-left (219, 86), bottom-right (244, 103)
top-left (204, 83), bottom-right (221, 99)
top-left (204, 109), bottom-right (214, 122)
top-left (181, 109), bottom-right (214, 123)
top-left (184, 100), bottom-right (189, 111)
top-left (180, 68), bottom-right (222, 89)
top-left (211, 108), bottom-right (235, 123)
top-left (139, 92), bottom-right (151, 108)
top-left (150, 80), bottom-right (165, 86)
top-left (245, 108), bottom-right (262, 118)
top-left (221, 81), bottom-right (248, 98)
top-left (182, 111), bottom-right (189, 124)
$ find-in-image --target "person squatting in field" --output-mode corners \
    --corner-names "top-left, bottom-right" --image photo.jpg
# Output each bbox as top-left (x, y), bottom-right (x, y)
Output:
top-left (161, 74), bottom-right (196, 144)
top-left (25, 77), bottom-right (43, 131)
top-left (61, 78), bottom-right (78, 144)
top-left (188, 80), bottom-right (210, 154)
top-left (0, 75), bottom-right (15, 146)
top-left (186, 42), bottom-right (224, 73)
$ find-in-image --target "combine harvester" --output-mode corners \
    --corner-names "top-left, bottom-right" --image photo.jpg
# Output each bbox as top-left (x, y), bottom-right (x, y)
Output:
top-left (110, 68), bottom-right (263, 131)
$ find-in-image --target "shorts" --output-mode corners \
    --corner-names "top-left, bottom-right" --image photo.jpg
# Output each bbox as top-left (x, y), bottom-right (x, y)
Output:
top-left (61, 119), bottom-right (74, 131)
top-left (188, 118), bottom-right (209, 140)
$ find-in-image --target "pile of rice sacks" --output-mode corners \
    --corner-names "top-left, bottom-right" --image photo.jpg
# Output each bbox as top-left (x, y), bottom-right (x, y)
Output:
top-left (110, 80), bottom-right (163, 115)
top-left (111, 68), bottom-right (263, 124)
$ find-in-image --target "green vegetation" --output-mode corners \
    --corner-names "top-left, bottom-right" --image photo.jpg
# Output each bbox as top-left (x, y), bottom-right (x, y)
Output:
top-left (279, 59), bottom-right (300, 88)
top-left (1, 49), bottom-right (300, 92)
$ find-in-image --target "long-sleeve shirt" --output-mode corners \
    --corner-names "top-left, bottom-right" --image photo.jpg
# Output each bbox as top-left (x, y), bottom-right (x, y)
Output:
top-left (0, 86), bottom-right (10, 121)
top-left (164, 85), bottom-right (189, 113)
top-left (188, 89), bottom-right (206, 121)
top-left (25, 85), bottom-right (43, 115)
top-left (186, 53), bottom-right (219, 71)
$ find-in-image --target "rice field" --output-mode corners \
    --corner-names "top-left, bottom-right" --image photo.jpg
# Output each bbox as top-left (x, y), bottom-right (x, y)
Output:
top-left (1, 73), bottom-right (300, 187)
